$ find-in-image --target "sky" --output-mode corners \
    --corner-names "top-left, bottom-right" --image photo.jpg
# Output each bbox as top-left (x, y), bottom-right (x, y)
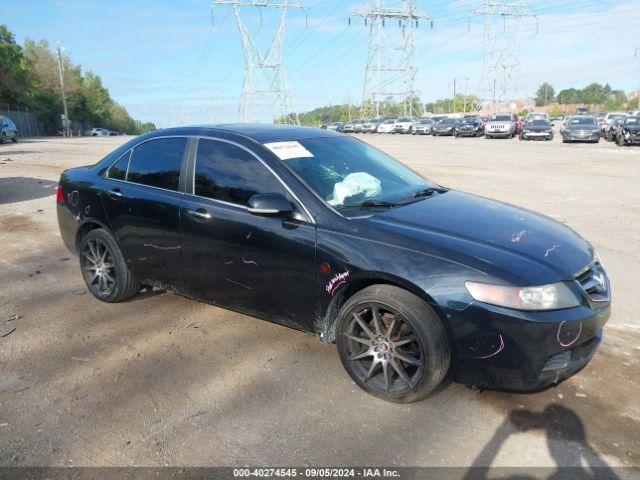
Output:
top-left (4, 0), bottom-right (640, 126)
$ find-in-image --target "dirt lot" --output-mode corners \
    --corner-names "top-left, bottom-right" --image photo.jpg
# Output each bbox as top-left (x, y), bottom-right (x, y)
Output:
top-left (1, 134), bottom-right (639, 471)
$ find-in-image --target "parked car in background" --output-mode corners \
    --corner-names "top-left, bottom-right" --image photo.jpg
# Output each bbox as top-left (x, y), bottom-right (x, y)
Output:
top-left (561, 116), bottom-right (600, 143)
top-left (393, 117), bottom-right (414, 134)
top-left (342, 122), bottom-right (355, 133)
top-left (57, 124), bottom-right (610, 401)
top-left (525, 112), bottom-right (549, 124)
top-left (352, 119), bottom-right (366, 133)
top-left (377, 119), bottom-right (398, 133)
top-left (0, 115), bottom-right (18, 143)
top-left (326, 122), bottom-right (342, 131)
top-left (411, 118), bottom-right (433, 135)
top-left (485, 113), bottom-right (516, 139)
top-left (550, 114), bottom-right (565, 122)
top-left (431, 118), bottom-right (459, 136)
top-left (593, 112), bottom-right (607, 127)
top-left (362, 119), bottom-right (380, 133)
top-left (605, 117), bottom-right (624, 142)
top-left (454, 116), bottom-right (484, 137)
top-left (513, 114), bottom-right (522, 134)
top-left (575, 107), bottom-right (589, 115)
top-left (601, 112), bottom-right (627, 136)
top-left (520, 119), bottom-right (554, 141)
top-left (616, 116), bottom-right (640, 146)
top-left (88, 128), bottom-right (110, 137)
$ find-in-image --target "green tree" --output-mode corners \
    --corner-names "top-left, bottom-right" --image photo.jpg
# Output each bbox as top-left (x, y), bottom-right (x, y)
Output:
top-left (0, 24), bottom-right (32, 106)
top-left (535, 83), bottom-right (555, 106)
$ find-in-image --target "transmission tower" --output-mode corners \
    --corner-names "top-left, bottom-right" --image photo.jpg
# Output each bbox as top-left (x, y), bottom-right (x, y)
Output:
top-left (350, 0), bottom-right (431, 119)
top-left (212, 0), bottom-right (305, 124)
top-left (470, 1), bottom-right (537, 112)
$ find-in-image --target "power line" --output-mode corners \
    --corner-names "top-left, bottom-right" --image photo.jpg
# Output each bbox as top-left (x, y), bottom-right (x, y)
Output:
top-left (212, 0), bottom-right (306, 124)
top-left (350, 0), bottom-right (432, 118)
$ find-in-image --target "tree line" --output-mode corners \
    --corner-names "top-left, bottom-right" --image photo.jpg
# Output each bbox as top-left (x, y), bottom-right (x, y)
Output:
top-left (535, 82), bottom-right (633, 110)
top-left (0, 24), bottom-right (155, 135)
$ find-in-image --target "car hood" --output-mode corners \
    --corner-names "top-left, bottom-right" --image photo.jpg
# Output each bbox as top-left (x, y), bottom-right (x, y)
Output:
top-left (357, 190), bottom-right (592, 285)
top-left (434, 124), bottom-right (454, 129)
top-left (565, 124), bottom-right (597, 130)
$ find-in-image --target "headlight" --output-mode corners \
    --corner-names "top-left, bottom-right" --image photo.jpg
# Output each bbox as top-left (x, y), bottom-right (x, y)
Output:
top-left (465, 281), bottom-right (581, 311)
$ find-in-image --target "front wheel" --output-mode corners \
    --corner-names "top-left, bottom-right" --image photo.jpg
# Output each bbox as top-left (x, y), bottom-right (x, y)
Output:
top-left (335, 285), bottom-right (450, 403)
top-left (79, 229), bottom-right (140, 302)
top-left (617, 136), bottom-right (626, 146)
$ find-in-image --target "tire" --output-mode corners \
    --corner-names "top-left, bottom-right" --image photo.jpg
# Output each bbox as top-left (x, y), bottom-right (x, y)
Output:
top-left (617, 136), bottom-right (626, 147)
top-left (78, 228), bottom-right (140, 303)
top-left (335, 285), bottom-right (450, 403)
top-left (0, 133), bottom-right (5, 144)
top-left (11, 134), bottom-right (17, 143)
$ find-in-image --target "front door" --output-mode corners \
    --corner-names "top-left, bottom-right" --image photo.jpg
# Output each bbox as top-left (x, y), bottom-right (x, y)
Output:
top-left (181, 137), bottom-right (317, 330)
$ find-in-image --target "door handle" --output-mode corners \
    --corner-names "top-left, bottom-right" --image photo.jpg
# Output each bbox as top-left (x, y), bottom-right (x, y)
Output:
top-left (187, 208), bottom-right (211, 220)
top-left (108, 188), bottom-right (124, 198)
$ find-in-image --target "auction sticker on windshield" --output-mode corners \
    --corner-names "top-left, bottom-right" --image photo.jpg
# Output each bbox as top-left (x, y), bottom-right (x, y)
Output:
top-left (264, 141), bottom-right (314, 160)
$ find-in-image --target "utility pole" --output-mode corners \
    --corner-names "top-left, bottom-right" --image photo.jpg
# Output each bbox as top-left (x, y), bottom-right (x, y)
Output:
top-left (56, 44), bottom-right (70, 137)
top-left (453, 78), bottom-right (457, 112)
top-left (463, 76), bottom-right (470, 113)
top-left (212, 0), bottom-right (306, 124)
top-left (470, 1), bottom-right (538, 112)
top-left (636, 48), bottom-right (640, 110)
top-left (350, 0), bottom-right (432, 118)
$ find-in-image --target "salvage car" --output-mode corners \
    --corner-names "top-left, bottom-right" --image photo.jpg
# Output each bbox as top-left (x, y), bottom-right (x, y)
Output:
top-left (520, 119), bottom-right (554, 141)
top-left (561, 116), bottom-right (600, 143)
top-left (485, 113), bottom-right (516, 139)
top-left (411, 118), bottom-right (433, 135)
top-left (361, 120), bottom-right (380, 133)
top-left (393, 117), bottom-right (414, 134)
top-left (615, 116), bottom-right (640, 146)
top-left (0, 115), bottom-right (18, 143)
top-left (377, 119), bottom-right (397, 133)
top-left (57, 124), bottom-right (610, 402)
top-left (605, 117), bottom-right (624, 142)
top-left (454, 116), bottom-right (484, 137)
top-left (431, 118), bottom-right (458, 136)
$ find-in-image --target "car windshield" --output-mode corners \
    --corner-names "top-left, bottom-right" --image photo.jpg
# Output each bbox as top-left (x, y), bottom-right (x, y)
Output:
top-left (529, 120), bottom-right (550, 126)
top-left (384, 120), bottom-right (396, 124)
top-left (398, 118), bottom-right (411, 122)
top-left (624, 117), bottom-right (639, 125)
top-left (419, 119), bottom-right (432, 124)
top-left (278, 137), bottom-right (435, 211)
top-left (568, 117), bottom-right (596, 125)
top-left (461, 118), bottom-right (478, 124)
top-left (439, 119), bottom-right (456, 124)
top-left (490, 115), bottom-right (511, 121)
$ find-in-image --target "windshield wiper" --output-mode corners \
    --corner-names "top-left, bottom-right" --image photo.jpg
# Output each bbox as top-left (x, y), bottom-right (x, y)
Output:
top-left (337, 199), bottom-right (397, 210)
top-left (409, 187), bottom-right (449, 198)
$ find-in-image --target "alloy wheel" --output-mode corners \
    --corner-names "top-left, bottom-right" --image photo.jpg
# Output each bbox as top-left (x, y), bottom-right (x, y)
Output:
top-left (342, 303), bottom-right (425, 396)
top-left (81, 238), bottom-right (116, 297)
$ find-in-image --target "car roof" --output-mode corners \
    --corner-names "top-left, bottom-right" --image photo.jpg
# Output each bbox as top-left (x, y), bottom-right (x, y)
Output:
top-left (153, 123), bottom-right (342, 143)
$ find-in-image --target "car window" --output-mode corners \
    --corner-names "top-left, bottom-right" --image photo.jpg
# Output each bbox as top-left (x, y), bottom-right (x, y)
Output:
top-left (281, 136), bottom-right (433, 209)
top-left (194, 139), bottom-right (286, 205)
top-left (106, 151), bottom-right (131, 180)
top-left (127, 137), bottom-right (186, 191)
top-left (568, 117), bottom-right (596, 125)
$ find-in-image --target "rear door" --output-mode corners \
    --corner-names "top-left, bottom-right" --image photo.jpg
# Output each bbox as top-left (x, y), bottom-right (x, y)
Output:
top-left (180, 137), bottom-right (317, 330)
top-left (101, 136), bottom-right (189, 289)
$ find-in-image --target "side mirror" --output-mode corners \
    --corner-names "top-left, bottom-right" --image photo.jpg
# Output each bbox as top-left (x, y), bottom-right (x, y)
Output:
top-left (247, 193), bottom-right (293, 216)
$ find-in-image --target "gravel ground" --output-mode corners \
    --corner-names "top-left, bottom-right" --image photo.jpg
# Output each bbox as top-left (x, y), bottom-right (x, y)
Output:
top-left (0, 134), bottom-right (639, 471)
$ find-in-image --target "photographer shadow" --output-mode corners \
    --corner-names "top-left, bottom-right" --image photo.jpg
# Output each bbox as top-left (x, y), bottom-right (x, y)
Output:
top-left (464, 404), bottom-right (619, 480)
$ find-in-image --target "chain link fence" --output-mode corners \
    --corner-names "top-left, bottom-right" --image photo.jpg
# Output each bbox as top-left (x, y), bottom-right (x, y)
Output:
top-left (1, 106), bottom-right (45, 138)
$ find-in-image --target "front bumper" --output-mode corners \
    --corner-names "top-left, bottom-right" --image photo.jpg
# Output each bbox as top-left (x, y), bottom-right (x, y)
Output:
top-left (486, 130), bottom-right (513, 137)
top-left (562, 131), bottom-right (599, 142)
top-left (522, 131), bottom-right (553, 140)
top-left (432, 128), bottom-right (454, 135)
top-left (445, 301), bottom-right (610, 391)
top-left (457, 129), bottom-right (480, 137)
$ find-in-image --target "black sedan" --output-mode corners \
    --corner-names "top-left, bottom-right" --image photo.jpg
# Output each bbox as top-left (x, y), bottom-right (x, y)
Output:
top-left (57, 125), bottom-right (610, 402)
top-left (616, 116), bottom-right (640, 146)
top-left (431, 118), bottom-right (459, 136)
top-left (454, 117), bottom-right (484, 137)
top-left (520, 119), bottom-right (554, 141)
top-left (561, 116), bottom-right (600, 143)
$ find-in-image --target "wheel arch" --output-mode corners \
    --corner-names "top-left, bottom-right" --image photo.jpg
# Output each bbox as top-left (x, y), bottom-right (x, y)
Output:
top-left (75, 220), bottom-right (110, 254)
top-left (319, 271), bottom-right (447, 344)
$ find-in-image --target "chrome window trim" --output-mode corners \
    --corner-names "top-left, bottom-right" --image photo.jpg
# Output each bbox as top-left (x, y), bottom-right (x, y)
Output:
top-left (103, 176), bottom-right (186, 196)
top-left (193, 135), bottom-right (315, 224)
top-left (105, 149), bottom-right (132, 179)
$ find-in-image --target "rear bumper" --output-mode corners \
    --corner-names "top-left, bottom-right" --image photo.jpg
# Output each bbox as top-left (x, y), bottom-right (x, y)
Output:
top-left (446, 301), bottom-right (610, 392)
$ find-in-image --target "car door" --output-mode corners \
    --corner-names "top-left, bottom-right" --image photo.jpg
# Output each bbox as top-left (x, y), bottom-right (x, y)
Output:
top-left (101, 136), bottom-right (189, 290)
top-left (180, 137), bottom-right (317, 330)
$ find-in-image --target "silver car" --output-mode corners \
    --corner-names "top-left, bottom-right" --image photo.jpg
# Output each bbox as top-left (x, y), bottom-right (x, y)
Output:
top-left (485, 113), bottom-right (516, 139)
top-left (411, 119), bottom-right (433, 135)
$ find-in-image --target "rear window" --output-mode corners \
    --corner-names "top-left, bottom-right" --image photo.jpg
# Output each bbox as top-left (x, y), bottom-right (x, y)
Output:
top-left (127, 137), bottom-right (186, 191)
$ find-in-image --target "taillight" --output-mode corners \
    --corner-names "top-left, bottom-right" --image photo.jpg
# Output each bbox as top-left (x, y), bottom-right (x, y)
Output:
top-left (56, 185), bottom-right (64, 203)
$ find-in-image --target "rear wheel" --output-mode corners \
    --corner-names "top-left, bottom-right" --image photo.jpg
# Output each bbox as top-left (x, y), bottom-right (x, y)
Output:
top-left (79, 229), bottom-right (140, 302)
top-left (336, 285), bottom-right (450, 403)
